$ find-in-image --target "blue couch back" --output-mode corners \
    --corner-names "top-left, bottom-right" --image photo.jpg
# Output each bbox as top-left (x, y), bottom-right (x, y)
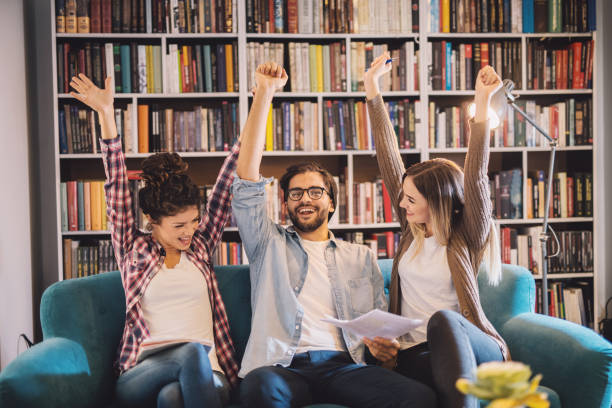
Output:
top-left (36, 261), bottom-right (534, 406)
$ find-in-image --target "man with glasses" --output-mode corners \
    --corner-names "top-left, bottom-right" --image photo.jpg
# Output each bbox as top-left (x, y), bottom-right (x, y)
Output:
top-left (232, 62), bottom-right (436, 408)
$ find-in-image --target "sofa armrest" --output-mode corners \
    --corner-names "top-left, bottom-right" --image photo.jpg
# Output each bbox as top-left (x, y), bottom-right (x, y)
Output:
top-left (502, 313), bottom-right (612, 408)
top-left (0, 337), bottom-right (101, 408)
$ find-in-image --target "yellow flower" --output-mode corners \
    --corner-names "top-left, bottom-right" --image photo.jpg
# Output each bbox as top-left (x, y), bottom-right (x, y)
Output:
top-left (455, 362), bottom-right (550, 408)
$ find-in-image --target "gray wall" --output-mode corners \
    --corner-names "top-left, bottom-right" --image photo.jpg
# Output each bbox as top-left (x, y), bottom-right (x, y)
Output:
top-left (0, 0), bottom-right (34, 370)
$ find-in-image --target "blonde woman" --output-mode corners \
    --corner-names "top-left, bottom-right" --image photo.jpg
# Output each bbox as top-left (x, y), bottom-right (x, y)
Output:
top-left (363, 55), bottom-right (508, 408)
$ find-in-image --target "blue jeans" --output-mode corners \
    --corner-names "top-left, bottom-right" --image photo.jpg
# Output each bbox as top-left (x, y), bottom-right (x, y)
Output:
top-left (116, 342), bottom-right (228, 408)
top-left (396, 310), bottom-right (504, 408)
top-left (240, 350), bottom-right (437, 408)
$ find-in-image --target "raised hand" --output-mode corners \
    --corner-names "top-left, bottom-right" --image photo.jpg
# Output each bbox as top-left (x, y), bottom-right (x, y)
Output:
top-left (237, 62), bottom-right (287, 180)
top-left (70, 74), bottom-right (114, 113)
top-left (364, 52), bottom-right (392, 100)
top-left (253, 62), bottom-right (288, 96)
top-left (475, 65), bottom-right (502, 101)
top-left (473, 65), bottom-right (503, 123)
top-left (70, 74), bottom-right (117, 140)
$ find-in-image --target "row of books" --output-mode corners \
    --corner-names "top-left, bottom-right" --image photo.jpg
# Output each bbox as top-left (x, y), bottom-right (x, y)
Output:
top-left (350, 42), bottom-right (419, 92)
top-left (263, 101), bottom-right (320, 152)
top-left (133, 103), bottom-right (240, 153)
top-left (61, 98), bottom-right (590, 155)
top-left (491, 169), bottom-right (523, 220)
top-left (339, 231), bottom-right (401, 260)
top-left (62, 238), bottom-right (118, 280)
top-left (429, 0), bottom-right (595, 33)
top-left (352, 180), bottom-right (398, 225)
top-left (322, 99), bottom-right (420, 152)
top-left (164, 42), bottom-right (238, 93)
top-left (212, 241), bottom-right (247, 266)
top-left (56, 39), bottom-right (594, 96)
top-left (59, 102), bottom-right (240, 154)
top-left (500, 226), bottom-right (593, 274)
top-left (527, 40), bottom-right (594, 90)
top-left (324, 99), bottom-right (370, 151)
top-left (536, 280), bottom-right (593, 328)
top-left (60, 180), bottom-right (108, 232)
top-left (489, 169), bottom-right (594, 220)
top-left (286, 42), bottom-right (347, 93)
top-left (525, 171), bottom-right (593, 219)
top-left (59, 105), bottom-right (100, 154)
top-left (430, 41), bottom-right (522, 91)
top-left (428, 97), bottom-right (593, 148)
top-left (57, 42), bottom-right (162, 94)
top-left (248, 41), bottom-right (419, 93)
top-left (56, 0), bottom-right (236, 34)
top-left (246, 0), bottom-right (419, 34)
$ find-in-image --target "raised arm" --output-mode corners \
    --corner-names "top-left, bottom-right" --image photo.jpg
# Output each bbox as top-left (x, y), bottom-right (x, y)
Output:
top-left (232, 63), bottom-right (287, 265)
top-left (463, 66), bottom-right (502, 251)
top-left (364, 54), bottom-right (408, 232)
top-left (197, 142), bottom-right (240, 254)
top-left (236, 62), bottom-right (287, 181)
top-left (70, 75), bottom-right (136, 269)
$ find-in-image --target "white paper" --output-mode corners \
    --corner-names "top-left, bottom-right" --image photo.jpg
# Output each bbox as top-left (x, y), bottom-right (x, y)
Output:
top-left (321, 309), bottom-right (423, 340)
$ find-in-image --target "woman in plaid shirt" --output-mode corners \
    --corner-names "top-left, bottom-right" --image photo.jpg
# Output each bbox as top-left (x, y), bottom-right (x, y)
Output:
top-left (69, 67), bottom-right (284, 407)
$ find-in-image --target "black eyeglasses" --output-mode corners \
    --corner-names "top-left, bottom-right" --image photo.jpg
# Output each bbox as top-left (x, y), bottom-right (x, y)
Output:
top-left (287, 186), bottom-right (329, 201)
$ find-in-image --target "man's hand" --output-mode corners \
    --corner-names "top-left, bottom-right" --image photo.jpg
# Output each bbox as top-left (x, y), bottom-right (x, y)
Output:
top-left (252, 62), bottom-right (288, 97)
top-left (364, 336), bottom-right (400, 368)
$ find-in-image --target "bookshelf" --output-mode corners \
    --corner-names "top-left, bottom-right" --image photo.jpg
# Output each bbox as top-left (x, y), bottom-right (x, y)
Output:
top-left (49, 0), bottom-right (600, 330)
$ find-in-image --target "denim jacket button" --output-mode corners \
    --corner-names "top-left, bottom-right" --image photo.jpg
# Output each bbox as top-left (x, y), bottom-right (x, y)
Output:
top-left (295, 324), bottom-right (300, 330)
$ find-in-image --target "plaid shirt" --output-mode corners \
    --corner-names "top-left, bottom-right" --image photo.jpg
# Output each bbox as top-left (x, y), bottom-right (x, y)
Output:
top-left (101, 137), bottom-right (240, 386)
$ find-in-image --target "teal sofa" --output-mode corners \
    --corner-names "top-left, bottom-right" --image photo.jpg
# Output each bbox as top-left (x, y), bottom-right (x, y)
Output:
top-left (1, 261), bottom-right (611, 407)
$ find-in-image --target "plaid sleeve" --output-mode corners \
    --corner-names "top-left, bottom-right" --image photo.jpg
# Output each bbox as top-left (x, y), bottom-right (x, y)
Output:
top-left (198, 141), bottom-right (240, 253)
top-left (101, 137), bottom-right (136, 271)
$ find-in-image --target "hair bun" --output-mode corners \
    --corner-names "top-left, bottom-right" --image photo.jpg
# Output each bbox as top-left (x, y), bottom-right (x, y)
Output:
top-left (141, 153), bottom-right (189, 187)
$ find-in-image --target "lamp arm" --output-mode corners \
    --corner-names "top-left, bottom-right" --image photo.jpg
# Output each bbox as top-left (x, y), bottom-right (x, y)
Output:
top-left (507, 100), bottom-right (559, 317)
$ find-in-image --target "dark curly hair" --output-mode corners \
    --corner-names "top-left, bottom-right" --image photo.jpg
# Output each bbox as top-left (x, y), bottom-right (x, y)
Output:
top-left (138, 153), bottom-right (201, 221)
top-left (279, 162), bottom-right (337, 221)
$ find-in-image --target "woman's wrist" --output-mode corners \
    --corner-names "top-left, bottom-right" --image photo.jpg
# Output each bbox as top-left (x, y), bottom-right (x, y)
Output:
top-left (365, 79), bottom-right (380, 101)
top-left (473, 94), bottom-right (492, 122)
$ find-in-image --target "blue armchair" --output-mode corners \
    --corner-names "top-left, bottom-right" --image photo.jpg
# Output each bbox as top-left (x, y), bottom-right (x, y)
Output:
top-left (1, 262), bottom-right (610, 407)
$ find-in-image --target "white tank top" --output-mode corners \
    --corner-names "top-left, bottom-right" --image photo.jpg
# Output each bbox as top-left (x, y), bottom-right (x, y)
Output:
top-left (398, 236), bottom-right (459, 349)
top-left (141, 252), bottom-right (221, 372)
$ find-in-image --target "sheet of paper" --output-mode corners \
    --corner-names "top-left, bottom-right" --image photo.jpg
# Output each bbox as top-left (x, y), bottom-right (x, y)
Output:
top-left (321, 309), bottom-right (423, 340)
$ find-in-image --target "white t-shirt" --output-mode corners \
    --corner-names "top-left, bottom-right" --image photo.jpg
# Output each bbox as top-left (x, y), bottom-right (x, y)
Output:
top-left (398, 235), bottom-right (459, 349)
top-left (296, 239), bottom-right (345, 353)
top-left (141, 252), bottom-right (221, 372)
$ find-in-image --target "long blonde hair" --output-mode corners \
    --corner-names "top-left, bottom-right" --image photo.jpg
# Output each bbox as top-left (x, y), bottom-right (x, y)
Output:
top-left (402, 158), bottom-right (502, 285)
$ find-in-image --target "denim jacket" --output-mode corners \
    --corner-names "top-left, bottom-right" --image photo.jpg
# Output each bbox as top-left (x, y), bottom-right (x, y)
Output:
top-left (231, 175), bottom-right (387, 378)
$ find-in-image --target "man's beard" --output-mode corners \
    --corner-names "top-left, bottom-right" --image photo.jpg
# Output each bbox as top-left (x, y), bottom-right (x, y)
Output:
top-left (288, 204), bottom-right (328, 233)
